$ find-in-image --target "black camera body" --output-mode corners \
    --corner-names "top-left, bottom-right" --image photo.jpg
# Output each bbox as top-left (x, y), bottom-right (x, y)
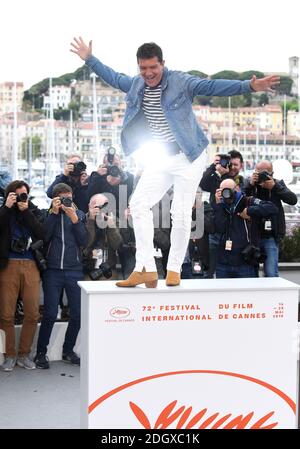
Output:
top-left (71, 161), bottom-right (87, 177)
top-left (10, 237), bottom-right (28, 254)
top-left (16, 192), bottom-right (28, 203)
top-left (242, 244), bottom-right (266, 266)
top-left (221, 188), bottom-right (235, 201)
top-left (106, 147), bottom-right (116, 165)
top-left (88, 262), bottom-right (112, 281)
top-left (106, 165), bottom-right (121, 178)
top-left (190, 242), bottom-right (203, 276)
top-left (257, 170), bottom-right (271, 184)
top-left (30, 240), bottom-right (47, 272)
top-left (218, 154), bottom-right (232, 169)
top-left (105, 147), bottom-right (122, 178)
top-left (60, 197), bottom-right (73, 208)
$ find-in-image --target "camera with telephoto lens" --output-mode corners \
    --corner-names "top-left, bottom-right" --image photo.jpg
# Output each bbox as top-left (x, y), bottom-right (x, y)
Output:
top-left (257, 170), bottom-right (271, 184)
top-left (218, 154), bottom-right (232, 169)
top-left (88, 262), bottom-right (112, 280)
top-left (71, 161), bottom-right (87, 177)
top-left (10, 237), bottom-right (28, 254)
top-left (16, 192), bottom-right (28, 202)
top-left (221, 188), bottom-right (236, 205)
top-left (86, 248), bottom-right (112, 280)
top-left (106, 147), bottom-right (122, 178)
top-left (30, 239), bottom-right (47, 272)
top-left (60, 197), bottom-right (73, 208)
top-left (190, 242), bottom-right (203, 276)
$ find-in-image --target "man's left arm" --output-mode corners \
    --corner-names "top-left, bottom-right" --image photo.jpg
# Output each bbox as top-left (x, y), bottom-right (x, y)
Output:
top-left (185, 73), bottom-right (280, 99)
top-left (247, 198), bottom-right (279, 218)
top-left (272, 180), bottom-right (298, 205)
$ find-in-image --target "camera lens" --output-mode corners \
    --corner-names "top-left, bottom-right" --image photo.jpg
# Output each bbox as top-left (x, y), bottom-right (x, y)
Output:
top-left (108, 165), bottom-right (121, 178)
top-left (61, 197), bottom-right (73, 207)
top-left (71, 161), bottom-right (87, 176)
top-left (16, 192), bottom-right (28, 202)
top-left (221, 188), bottom-right (234, 200)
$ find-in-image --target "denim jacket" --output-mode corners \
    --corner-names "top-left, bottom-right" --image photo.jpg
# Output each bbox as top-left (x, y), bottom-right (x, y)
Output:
top-left (86, 55), bottom-right (252, 162)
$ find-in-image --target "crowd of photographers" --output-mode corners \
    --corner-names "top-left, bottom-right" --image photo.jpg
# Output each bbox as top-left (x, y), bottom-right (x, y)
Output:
top-left (0, 147), bottom-right (297, 371)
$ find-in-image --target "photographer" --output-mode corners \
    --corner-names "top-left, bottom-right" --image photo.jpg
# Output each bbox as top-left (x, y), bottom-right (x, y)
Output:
top-left (83, 194), bottom-right (123, 281)
top-left (35, 183), bottom-right (87, 369)
top-left (47, 153), bottom-right (89, 213)
top-left (245, 160), bottom-right (297, 277)
top-left (199, 149), bottom-right (244, 278)
top-left (87, 148), bottom-right (134, 218)
top-left (213, 179), bottom-right (278, 279)
top-left (0, 180), bottom-right (44, 371)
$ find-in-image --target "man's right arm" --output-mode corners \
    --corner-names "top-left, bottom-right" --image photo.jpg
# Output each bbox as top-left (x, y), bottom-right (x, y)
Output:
top-left (85, 56), bottom-right (133, 93)
top-left (70, 37), bottom-right (133, 93)
top-left (199, 164), bottom-right (220, 193)
top-left (47, 174), bottom-right (69, 199)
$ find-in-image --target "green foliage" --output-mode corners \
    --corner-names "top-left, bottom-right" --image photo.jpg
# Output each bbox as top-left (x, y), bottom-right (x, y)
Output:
top-left (22, 65), bottom-right (93, 111)
top-left (239, 70), bottom-right (265, 81)
top-left (212, 95), bottom-right (248, 108)
top-left (54, 109), bottom-right (72, 121)
top-left (193, 96), bottom-right (212, 106)
top-left (258, 93), bottom-right (269, 106)
top-left (211, 70), bottom-right (240, 80)
top-left (187, 70), bottom-right (208, 79)
top-left (277, 76), bottom-right (294, 95)
top-left (279, 225), bottom-right (300, 262)
top-left (21, 135), bottom-right (42, 159)
top-left (281, 99), bottom-right (299, 113)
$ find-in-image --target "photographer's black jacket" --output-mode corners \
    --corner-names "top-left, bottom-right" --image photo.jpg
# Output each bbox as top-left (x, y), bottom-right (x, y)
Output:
top-left (213, 195), bottom-right (278, 266)
top-left (244, 179), bottom-right (297, 241)
top-left (199, 163), bottom-right (244, 205)
top-left (47, 174), bottom-right (89, 213)
top-left (44, 209), bottom-right (88, 271)
top-left (87, 171), bottom-right (134, 215)
top-left (0, 202), bottom-right (44, 269)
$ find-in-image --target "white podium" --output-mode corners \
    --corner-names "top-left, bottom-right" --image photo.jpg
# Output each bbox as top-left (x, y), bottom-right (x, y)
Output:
top-left (78, 277), bottom-right (299, 429)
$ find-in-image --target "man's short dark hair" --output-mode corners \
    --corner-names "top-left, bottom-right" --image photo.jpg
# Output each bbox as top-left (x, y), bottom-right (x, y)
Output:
top-left (52, 183), bottom-right (73, 197)
top-left (5, 180), bottom-right (30, 197)
top-left (136, 42), bottom-right (163, 63)
top-left (228, 150), bottom-right (243, 164)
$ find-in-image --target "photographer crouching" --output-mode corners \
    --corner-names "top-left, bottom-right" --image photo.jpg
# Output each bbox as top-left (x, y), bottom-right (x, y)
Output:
top-left (213, 179), bottom-right (278, 278)
top-left (34, 183), bottom-right (88, 369)
top-left (47, 153), bottom-right (89, 213)
top-left (83, 194), bottom-right (123, 281)
top-left (0, 180), bottom-right (44, 371)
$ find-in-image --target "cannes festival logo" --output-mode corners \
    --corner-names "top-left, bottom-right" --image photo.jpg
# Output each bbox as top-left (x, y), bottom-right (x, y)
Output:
top-left (88, 370), bottom-right (296, 429)
top-left (109, 307), bottom-right (131, 319)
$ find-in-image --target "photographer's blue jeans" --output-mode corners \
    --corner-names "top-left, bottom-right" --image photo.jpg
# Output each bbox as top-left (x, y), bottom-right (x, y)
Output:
top-left (37, 269), bottom-right (83, 356)
top-left (216, 263), bottom-right (256, 278)
top-left (260, 237), bottom-right (279, 277)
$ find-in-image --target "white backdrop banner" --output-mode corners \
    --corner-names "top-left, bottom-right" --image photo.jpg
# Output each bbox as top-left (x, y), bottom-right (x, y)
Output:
top-left (79, 278), bottom-right (299, 429)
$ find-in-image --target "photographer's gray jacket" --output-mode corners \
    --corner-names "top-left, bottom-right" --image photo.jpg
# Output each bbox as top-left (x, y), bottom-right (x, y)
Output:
top-left (85, 55), bottom-right (252, 162)
top-left (44, 210), bottom-right (88, 271)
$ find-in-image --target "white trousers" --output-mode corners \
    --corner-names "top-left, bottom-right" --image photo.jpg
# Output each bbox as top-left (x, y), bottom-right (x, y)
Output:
top-left (129, 150), bottom-right (207, 273)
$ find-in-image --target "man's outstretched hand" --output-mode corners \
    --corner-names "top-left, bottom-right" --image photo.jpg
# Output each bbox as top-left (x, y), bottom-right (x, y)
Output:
top-left (70, 37), bottom-right (92, 61)
top-left (250, 74), bottom-right (280, 93)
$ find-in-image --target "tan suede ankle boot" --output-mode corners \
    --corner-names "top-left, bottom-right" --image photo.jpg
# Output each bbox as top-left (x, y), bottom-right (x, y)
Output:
top-left (116, 270), bottom-right (158, 288)
top-left (166, 270), bottom-right (181, 286)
